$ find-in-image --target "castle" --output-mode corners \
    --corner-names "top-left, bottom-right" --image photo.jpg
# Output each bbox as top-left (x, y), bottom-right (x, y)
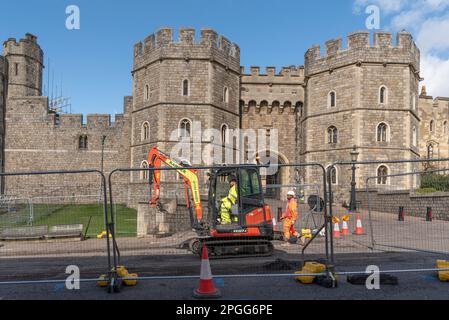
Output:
top-left (0, 28), bottom-right (448, 205)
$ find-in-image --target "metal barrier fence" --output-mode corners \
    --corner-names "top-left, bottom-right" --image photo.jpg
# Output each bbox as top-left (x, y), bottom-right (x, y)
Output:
top-left (0, 170), bottom-right (112, 284)
top-left (327, 158), bottom-right (449, 274)
top-left (107, 163), bottom-right (330, 279)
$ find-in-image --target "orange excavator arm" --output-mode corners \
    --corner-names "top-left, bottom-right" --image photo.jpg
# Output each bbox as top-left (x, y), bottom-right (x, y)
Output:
top-left (147, 147), bottom-right (203, 222)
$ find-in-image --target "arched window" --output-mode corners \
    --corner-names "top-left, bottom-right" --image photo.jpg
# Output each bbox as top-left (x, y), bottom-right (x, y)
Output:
top-left (179, 118), bottom-right (192, 138)
top-left (412, 126), bottom-right (417, 147)
top-left (223, 87), bottom-right (229, 103)
top-left (78, 135), bottom-right (88, 150)
top-left (221, 124), bottom-right (228, 146)
top-left (327, 166), bottom-right (338, 185)
top-left (182, 79), bottom-right (189, 96)
top-left (328, 91), bottom-right (336, 108)
top-left (140, 161), bottom-right (149, 180)
top-left (412, 95), bottom-right (416, 110)
top-left (377, 123), bottom-right (388, 142)
top-left (377, 165), bottom-right (388, 185)
top-left (444, 121), bottom-right (448, 134)
top-left (145, 84), bottom-right (149, 101)
top-left (430, 120), bottom-right (435, 133)
top-left (327, 126), bottom-right (338, 144)
top-left (428, 144), bottom-right (434, 159)
top-left (379, 86), bottom-right (388, 104)
top-left (141, 122), bottom-right (150, 141)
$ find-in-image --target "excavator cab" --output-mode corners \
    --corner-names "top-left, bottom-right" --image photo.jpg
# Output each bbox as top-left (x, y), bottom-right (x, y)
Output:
top-left (208, 167), bottom-right (271, 235)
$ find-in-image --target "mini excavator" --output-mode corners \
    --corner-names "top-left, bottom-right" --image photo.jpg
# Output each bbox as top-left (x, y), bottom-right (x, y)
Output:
top-left (147, 147), bottom-right (276, 258)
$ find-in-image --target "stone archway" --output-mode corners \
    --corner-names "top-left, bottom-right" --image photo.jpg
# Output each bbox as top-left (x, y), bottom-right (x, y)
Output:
top-left (258, 151), bottom-right (289, 200)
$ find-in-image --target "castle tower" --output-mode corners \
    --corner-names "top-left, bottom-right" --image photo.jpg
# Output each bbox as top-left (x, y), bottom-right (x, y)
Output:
top-left (130, 27), bottom-right (240, 196)
top-left (302, 31), bottom-right (421, 202)
top-left (3, 33), bottom-right (43, 97)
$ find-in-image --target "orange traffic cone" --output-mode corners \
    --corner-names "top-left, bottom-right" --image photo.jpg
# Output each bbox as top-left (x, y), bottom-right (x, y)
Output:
top-left (354, 215), bottom-right (365, 235)
top-left (341, 220), bottom-right (350, 236)
top-left (193, 243), bottom-right (221, 299)
top-left (332, 219), bottom-right (341, 239)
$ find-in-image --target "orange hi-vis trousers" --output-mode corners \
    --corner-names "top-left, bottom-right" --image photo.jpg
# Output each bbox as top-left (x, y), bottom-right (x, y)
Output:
top-left (283, 218), bottom-right (299, 240)
top-left (282, 198), bottom-right (300, 240)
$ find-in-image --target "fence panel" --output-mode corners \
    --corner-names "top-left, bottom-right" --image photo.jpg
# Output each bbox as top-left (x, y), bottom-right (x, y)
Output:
top-left (328, 159), bottom-right (449, 273)
top-left (0, 170), bottom-right (110, 283)
top-left (107, 163), bottom-right (329, 279)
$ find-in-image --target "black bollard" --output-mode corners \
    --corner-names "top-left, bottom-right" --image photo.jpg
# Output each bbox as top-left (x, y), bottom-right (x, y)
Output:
top-left (398, 206), bottom-right (405, 222)
top-left (426, 207), bottom-right (433, 222)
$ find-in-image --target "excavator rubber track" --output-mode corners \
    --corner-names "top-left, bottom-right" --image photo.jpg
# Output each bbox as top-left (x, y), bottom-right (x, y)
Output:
top-left (190, 237), bottom-right (274, 259)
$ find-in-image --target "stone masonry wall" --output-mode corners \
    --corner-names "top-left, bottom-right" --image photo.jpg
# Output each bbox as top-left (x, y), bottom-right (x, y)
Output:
top-left (357, 189), bottom-right (449, 221)
top-left (4, 95), bottom-right (131, 201)
top-left (419, 91), bottom-right (449, 167)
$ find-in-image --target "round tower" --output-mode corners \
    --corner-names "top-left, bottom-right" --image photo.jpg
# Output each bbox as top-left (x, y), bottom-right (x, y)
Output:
top-left (302, 31), bottom-right (421, 202)
top-left (3, 33), bottom-right (43, 97)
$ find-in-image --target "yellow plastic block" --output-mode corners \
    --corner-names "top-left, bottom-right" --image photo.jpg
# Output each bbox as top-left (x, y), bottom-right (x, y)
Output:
top-left (116, 266), bottom-right (129, 278)
top-left (295, 262), bottom-right (326, 284)
top-left (97, 274), bottom-right (109, 287)
top-left (97, 231), bottom-right (112, 239)
top-left (437, 260), bottom-right (449, 282)
top-left (301, 229), bottom-right (312, 239)
top-left (123, 273), bottom-right (138, 286)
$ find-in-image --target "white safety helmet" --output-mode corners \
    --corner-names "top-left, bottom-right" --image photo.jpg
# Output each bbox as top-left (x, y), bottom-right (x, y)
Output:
top-left (287, 191), bottom-right (296, 197)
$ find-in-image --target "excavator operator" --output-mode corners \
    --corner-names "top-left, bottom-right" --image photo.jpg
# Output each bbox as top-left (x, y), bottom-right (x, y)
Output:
top-left (219, 176), bottom-right (239, 224)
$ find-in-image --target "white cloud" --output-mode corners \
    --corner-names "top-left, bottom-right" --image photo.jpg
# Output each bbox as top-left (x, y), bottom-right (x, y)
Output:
top-left (416, 13), bottom-right (449, 53)
top-left (353, 0), bottom-right (449, 97)
top-left (421, 55), bottom-right (449, 97)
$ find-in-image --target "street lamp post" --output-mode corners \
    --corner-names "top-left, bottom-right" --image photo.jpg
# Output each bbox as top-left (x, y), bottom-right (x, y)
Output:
top-left (349, 146), bottom-right (359, 212)
top-left (100, 135), bottom-right (107, 174)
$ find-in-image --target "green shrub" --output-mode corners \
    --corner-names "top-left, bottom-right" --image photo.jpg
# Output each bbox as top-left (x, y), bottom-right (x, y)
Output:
top-left (421, 174), bottom-right (449, 192)
top-left (416, 188), bottom-right (438, 194)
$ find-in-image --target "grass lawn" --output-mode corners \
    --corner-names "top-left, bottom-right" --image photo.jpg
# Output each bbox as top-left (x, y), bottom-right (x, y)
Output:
top-left (28, 204), bottom-right (137, 238)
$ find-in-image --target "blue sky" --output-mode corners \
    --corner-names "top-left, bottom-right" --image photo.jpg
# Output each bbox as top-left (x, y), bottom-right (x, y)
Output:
top-left (1, 0), bottom-right (449, 116)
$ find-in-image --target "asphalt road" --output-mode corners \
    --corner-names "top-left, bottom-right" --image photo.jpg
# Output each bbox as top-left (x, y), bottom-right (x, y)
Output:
top-left (0, 269), bottom-right (447, 300)
top-left (1, 250), bottom-right (448, 300)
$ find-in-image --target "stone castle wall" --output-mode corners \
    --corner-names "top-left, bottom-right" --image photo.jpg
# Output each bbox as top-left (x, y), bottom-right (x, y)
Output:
top-left (3, 95), bottom-right (132, 201)
top-left (357, 189), bottom-right (449, 221)
top-left (418, 91), bottom-right (449, 168)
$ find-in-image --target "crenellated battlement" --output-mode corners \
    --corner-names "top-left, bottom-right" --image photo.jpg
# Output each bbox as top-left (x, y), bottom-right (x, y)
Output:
top-left (305, 31), bottom-right (420, 76)
top-left (133, 27), bottom-right (240, 72)
top-left (3, 33), bottom-right (43, 64)
top-left (241, 65), bottom-right (304, 78)
top-left (57, 113), bottom-right (126, 128)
